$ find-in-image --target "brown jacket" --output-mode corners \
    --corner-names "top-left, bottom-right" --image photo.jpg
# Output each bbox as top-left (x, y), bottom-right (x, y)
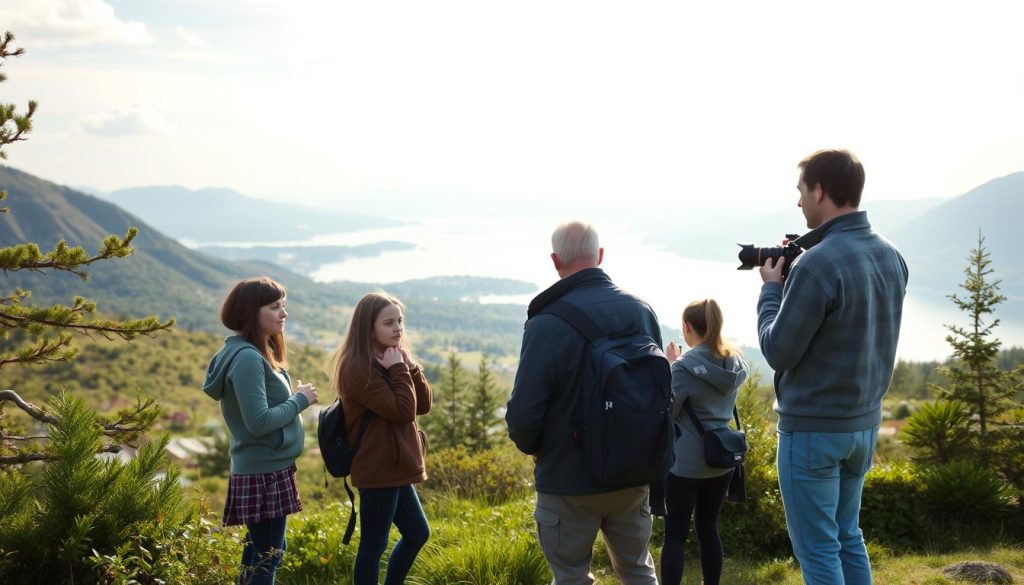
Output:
top-left (340, 361), bottom-right (431, 489)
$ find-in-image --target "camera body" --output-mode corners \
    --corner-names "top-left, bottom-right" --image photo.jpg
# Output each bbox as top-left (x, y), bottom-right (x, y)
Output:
top-left (736, 234), bottom-right (803, 278)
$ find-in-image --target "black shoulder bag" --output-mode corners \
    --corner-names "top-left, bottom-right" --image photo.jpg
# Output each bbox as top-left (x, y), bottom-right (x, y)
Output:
top-left (682, 400), bottom-right (747, 502)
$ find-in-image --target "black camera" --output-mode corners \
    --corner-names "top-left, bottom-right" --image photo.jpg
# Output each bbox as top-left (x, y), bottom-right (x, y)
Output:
top-left (736, 234), bottom-right (804, 278)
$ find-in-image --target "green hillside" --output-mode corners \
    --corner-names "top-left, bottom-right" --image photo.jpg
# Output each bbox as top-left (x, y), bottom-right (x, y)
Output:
top-left (0, 166), bottom-right (532, 354)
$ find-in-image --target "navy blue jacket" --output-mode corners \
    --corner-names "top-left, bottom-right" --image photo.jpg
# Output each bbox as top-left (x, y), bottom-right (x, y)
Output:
top-left (505, 268), bottom-right (663, 495)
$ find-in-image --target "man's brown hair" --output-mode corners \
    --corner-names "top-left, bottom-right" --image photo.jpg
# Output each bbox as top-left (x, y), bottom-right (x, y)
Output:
top-left (799, 149), bottom-right (865, 208)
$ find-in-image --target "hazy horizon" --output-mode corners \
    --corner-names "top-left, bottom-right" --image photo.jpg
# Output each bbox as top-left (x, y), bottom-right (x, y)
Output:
top-left (2, 1), bottom-right (1023, 215)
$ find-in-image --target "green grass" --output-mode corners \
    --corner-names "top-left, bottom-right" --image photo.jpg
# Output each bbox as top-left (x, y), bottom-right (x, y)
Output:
top-left (586, 544), bottom-right (1024, 585)
top-left (268, 494), bottom-right (1024, 585)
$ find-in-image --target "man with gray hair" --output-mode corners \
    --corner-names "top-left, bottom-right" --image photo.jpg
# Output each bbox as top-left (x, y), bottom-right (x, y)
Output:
top-left (506, 221), bottom-right (662, 585)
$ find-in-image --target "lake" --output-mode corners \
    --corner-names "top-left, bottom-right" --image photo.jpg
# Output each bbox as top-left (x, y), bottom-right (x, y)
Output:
top-left (268, 216), bottom-right (1020, 363)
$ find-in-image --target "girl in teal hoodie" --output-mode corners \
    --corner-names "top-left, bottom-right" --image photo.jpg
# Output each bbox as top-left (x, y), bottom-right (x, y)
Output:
top-left (203, 277), bottom-right (318, 585)
top-left (660, 298), bottom-right (748, 585)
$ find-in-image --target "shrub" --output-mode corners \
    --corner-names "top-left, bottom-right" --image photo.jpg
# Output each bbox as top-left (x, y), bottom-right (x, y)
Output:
top-left (718, 462), bottom-right (791, 559)
top-left (408, 496), bottom-right (549, 585)
top-left (861, 463), bottom-right (930, 550)
top-left (901, 401), bottom-right (973, 464)
top-left (0, 393), bottom-right (194, 584)
top-left (87, 503), bottom-right (240, 585)
top-left (408, 533), bottom-right (549, 585)
top-left (421, 444), bottom-right (534, 504)
top-left (922, 461), bottom-right (1014, 525)
top-left (893, 401), bottom-right (913, 420)
top-left (276, 501), bottom-right (357, 583)
top-left (716, 374), bottom-right (791, 559)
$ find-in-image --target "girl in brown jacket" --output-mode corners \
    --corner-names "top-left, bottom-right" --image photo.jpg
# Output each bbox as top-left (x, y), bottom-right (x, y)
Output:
top-left (329, 292), bottom-right (432, 585)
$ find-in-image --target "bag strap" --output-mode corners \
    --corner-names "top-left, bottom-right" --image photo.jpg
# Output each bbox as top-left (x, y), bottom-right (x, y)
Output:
top-left (537, 300), bottom-right (603, 448)
top-left (682, 400), bottom-right (708, 436)
top-left (683, 399), bottom-right (741, 435)
top-left (541, 300), bottom-right (605, 343)
top-left (337, 364), bottom-right (378, 545)
top-left (342, 477), bottom-right (358, 545)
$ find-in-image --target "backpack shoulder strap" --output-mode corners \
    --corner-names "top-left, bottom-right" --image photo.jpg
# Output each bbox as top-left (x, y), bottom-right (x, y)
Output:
top-left (541, 300), bottom-right (605, 343)
top-left (342, 477), bottom-right (358, 545)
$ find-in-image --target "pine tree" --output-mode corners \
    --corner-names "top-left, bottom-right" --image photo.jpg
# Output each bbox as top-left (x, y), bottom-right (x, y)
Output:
top-left (466, 354), bottom-right (502, 453)
top-left (423, 350), bottom-right (469, 450)
top-left (932, 232), bottom-right (1024, 466)
top-left (0, 30), bottom-right (174, 466)
top-left (0, 32), bottom-right (200, 582)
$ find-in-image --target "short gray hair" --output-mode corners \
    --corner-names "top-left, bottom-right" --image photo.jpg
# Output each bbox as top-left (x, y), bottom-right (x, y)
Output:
top-left (551, 221), bottom-right (600, 266)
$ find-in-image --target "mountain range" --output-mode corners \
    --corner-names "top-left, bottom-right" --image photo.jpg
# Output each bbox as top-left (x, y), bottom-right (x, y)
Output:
top-left (646, 172), bottom-right (1024, 315)
top-left (0, 166), bottom-right (532, 351)
top-left (3, 164), bottom-right (1022, 368)
top-left (888, 173), bottom-right (1024, 299)
top-left (102, 185), bottom-right (403, 243)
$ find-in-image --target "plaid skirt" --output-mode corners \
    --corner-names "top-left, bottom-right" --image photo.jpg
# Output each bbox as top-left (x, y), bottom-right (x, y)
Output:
top-left (222, 464), bottom-right (303, 526)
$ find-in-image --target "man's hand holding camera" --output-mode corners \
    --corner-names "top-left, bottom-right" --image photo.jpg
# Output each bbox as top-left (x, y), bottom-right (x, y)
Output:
top-left (760, 256), bottom-right (785, 285)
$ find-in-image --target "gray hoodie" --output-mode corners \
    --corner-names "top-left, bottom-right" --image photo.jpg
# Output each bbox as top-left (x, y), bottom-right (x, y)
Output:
top-left (669, 343), bottom-right (748, 479)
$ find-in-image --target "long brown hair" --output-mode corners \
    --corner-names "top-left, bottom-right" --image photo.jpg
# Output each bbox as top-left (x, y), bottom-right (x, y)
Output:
top-left (682, 298), bottom-right (738, 359)
top-left (329, 292), bottom-right (409, 397)
top-left (219, 276), bottom-right (288, 370)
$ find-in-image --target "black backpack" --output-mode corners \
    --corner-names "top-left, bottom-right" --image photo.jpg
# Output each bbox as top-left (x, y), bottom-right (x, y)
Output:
top-left (318, 398), bottom-right (372, 545)
top-left (541, 300), bottom-right (675, 486)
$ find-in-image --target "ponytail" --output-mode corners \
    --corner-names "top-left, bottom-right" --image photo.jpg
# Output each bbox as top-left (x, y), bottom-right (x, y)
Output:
top-left (682, 298), bottom-right (738, 359)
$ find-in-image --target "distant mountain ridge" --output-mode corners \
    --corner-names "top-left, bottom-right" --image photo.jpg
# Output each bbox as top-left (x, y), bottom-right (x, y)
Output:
top-left (0, 166), bottom-right (344, 332)
top-left (889, 172), bottom-right (1024, 301)
top-left (0, 166), bottom-right (532, 347)
top-left (646, 172), bottom-right (1024, 318)
top-left (104, 185), bottom-right (403, 243)
top-left (644, 197), bottom-right (945, 267)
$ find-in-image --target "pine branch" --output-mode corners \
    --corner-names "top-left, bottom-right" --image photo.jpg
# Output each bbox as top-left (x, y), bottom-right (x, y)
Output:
top-left (0, 443), bottom-right (121, 466)
top-left (0, 292), bottom-right (175, 371)
top-left (0, 306), bottom-right (174, 339)
top-left (0, 389), bottom-right (57, 424)
top-left (0, 333), bottom-right (77, 369)
top-left (0, 390), bottom-right (157, 466)
top-left (0, 30), bottom-right (26, 64)
top-left (0, 228), bottom-right (140, 278)
top-left (97, 397), bottom-right (160, 437)
top-left (0, 31), bottom-right (34, 160)
top-left (2, 434), bottom-right (49, 441)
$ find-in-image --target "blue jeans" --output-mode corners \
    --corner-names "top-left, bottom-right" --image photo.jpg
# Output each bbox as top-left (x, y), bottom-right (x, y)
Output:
top-left (777, 427), bottom-right (878, 585)
top-left (354, 484), bottom-right (430, 585)
top-left (239, 516), bottom-right (288, 585)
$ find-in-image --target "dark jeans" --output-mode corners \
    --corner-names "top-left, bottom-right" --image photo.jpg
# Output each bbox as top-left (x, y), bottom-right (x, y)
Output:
top-left (239, 515), bottom-right (288, 585)
top-left (660, 471), bottom-right (732, 585)
top-left (354, 484), bottom-right (430, 585)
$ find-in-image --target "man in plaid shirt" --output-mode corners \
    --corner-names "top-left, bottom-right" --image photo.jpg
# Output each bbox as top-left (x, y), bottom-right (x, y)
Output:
top-left (756, 149), bottom-right (908, 585)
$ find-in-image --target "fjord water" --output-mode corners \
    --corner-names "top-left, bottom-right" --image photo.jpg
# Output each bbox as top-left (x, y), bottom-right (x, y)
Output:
top-left (296, 216), bottom-right (1020, 363)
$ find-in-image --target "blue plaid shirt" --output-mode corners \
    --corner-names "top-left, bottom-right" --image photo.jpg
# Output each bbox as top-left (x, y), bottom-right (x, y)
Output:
top-left (758, 211), bottom-right (909, 432)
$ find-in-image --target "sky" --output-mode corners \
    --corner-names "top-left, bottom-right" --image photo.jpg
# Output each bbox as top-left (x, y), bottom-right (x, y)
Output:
top-left (1, 0), bottom-right (1023, 216)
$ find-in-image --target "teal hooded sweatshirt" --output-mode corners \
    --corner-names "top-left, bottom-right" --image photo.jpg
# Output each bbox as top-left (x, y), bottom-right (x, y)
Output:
top-left (203, 336), bottom-right (310, 474)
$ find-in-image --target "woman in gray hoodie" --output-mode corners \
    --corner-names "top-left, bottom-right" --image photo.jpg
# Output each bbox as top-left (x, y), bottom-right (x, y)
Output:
top-left (660, 298), bottom-right (748, 585)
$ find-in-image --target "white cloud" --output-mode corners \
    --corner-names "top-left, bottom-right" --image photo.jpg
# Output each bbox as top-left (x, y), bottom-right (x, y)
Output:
top-left (79, 103), bottom-right (170, 137)
top-left (175, 26), bottom-right (205, 49)
top-left (0, 0), bottom-right (152, 48)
